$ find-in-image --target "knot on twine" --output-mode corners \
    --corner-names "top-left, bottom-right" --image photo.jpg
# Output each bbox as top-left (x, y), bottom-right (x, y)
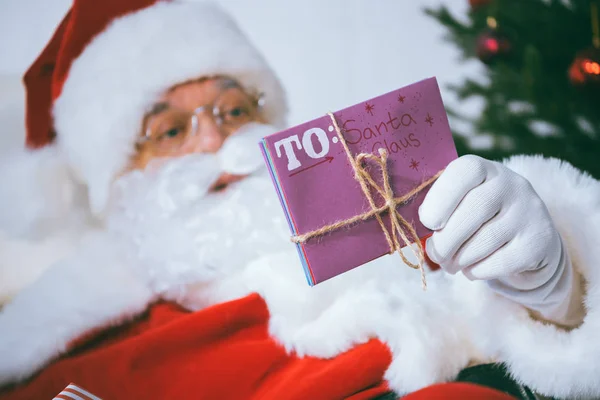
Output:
top-left (291, 112), bottom-right (442, 290)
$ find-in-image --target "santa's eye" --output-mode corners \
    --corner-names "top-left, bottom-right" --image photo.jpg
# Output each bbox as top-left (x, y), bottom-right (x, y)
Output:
top-left (158, 125), bottom-right (186, 140)
top-left (228, 107), bottom-right (247, 118)
top-left (166, 128), bottom-right (181, 137)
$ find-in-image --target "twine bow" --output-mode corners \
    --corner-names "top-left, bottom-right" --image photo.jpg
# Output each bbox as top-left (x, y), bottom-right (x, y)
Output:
top-left (291, 112), bottom-right (442, 289)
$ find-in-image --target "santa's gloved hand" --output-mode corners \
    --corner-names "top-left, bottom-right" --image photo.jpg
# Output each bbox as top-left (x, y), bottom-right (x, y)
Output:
top-left (418, 155), bottom-right (583, 326)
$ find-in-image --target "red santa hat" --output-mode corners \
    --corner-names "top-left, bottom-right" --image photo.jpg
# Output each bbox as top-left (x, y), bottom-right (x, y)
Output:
top-left (23, 0), bottom-right (287, 215)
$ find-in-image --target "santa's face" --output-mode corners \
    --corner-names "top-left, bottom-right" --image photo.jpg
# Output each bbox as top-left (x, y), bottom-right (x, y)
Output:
top-left (129, 76), bottom-right (266, 191)
top-left (108, 76), bottom-right (285, 280)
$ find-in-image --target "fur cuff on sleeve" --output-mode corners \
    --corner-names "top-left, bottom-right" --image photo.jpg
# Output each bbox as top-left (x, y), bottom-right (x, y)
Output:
top-left (491, 155), bottom-right (600, 398)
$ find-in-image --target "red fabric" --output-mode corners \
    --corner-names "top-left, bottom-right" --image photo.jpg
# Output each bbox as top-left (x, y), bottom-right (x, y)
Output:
top-left (23, 11), bottom-right (70, 149)
top-left (23, 0), bottom-right (159, 149)
top-left (0, 294), bottom-right (393, 400)
top-left (421, 236), bottom-right (440, 271)
top-left (405, 383), bottom-right (516, 400)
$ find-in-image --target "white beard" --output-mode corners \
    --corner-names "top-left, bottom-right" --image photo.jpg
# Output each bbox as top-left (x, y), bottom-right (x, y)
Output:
top-left (108, 153), bottom-right (293, 302)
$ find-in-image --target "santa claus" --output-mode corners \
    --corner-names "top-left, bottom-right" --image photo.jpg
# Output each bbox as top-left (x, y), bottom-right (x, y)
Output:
top-left (0, 1), bottom-right (599, 399)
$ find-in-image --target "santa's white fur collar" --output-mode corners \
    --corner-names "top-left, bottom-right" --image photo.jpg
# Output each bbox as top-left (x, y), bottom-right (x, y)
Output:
top-left (1, 155), bottom-right (599, 399)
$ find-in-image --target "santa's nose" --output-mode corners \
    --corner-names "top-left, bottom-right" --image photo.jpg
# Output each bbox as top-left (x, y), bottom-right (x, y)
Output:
top-left (186, 114), bottom-right (225, 154)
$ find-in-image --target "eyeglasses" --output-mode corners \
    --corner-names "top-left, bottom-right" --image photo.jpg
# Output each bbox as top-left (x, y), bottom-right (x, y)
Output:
top-left (137, 84), bottom-right (264, 154)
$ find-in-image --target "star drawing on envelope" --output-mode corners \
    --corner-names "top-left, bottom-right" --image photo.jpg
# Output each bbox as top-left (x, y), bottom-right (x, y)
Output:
top-left (425, 113), bottom-right (434, 126)
top-left (409, 159), bottom-right (420, 171)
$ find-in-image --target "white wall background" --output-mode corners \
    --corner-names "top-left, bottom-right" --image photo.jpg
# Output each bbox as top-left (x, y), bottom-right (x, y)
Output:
top-left (0, 0), bottom-right (484, 147)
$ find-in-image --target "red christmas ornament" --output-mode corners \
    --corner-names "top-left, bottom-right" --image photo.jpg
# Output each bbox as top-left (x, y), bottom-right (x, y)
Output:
top-left (469, 0), bottom-right (492, 10)
top-left (476, 29), bottom-right (511, 64)
top-left (569, 47), bottom-right (600, 87)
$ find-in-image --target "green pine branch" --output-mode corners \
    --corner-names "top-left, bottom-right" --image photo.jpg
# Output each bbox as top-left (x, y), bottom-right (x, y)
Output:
top-left (426, 0), bottom-right (600, 177)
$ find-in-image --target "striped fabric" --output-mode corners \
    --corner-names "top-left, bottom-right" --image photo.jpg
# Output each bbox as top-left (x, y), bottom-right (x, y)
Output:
top-left (53, 384), bottom-right (101, 400)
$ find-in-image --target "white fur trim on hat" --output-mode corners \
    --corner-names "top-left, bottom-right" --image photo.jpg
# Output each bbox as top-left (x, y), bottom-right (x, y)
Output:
top-left (52, 1), bottom-right (287, 216)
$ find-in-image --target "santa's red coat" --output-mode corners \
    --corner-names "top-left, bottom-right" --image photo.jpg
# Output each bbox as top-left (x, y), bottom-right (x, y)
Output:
top-left (0, 294), bottom-right (514, 399)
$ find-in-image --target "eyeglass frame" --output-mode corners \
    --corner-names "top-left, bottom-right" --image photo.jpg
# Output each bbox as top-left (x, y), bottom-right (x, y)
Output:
top-left (135, 78), bottom-right (266, 147)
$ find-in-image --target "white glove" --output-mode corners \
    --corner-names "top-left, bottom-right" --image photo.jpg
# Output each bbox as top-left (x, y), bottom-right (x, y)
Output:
top-left (418, 155), bottom-right (583, 326)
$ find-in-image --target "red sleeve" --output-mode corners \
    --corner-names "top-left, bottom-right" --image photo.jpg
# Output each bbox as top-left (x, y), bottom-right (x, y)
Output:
top-left (0, 294), bottom-right (392, 400)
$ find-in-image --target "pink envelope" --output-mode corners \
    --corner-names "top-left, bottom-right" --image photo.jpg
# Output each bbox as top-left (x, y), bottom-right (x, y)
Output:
top-left (260, 77), bottom-right (457, 285)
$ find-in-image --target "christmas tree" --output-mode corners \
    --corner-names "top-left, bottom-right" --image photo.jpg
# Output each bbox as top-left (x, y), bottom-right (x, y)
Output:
top-left (426, 0), bottom-right (600, 177)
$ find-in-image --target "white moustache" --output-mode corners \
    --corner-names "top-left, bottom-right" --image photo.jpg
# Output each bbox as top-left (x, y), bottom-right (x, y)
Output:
top-left (111, 123), bottom-right (278, 212)
top-left (217, 123), bottom-right (278, 176)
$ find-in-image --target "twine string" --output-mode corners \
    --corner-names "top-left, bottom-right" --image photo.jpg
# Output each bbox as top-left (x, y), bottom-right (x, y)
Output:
top-left (291, 112), bottom-right (442, 289)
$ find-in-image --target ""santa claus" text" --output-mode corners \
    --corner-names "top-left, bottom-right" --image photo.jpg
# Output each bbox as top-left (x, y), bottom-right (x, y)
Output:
top-left (274, 111), bottom-right (420, 171)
